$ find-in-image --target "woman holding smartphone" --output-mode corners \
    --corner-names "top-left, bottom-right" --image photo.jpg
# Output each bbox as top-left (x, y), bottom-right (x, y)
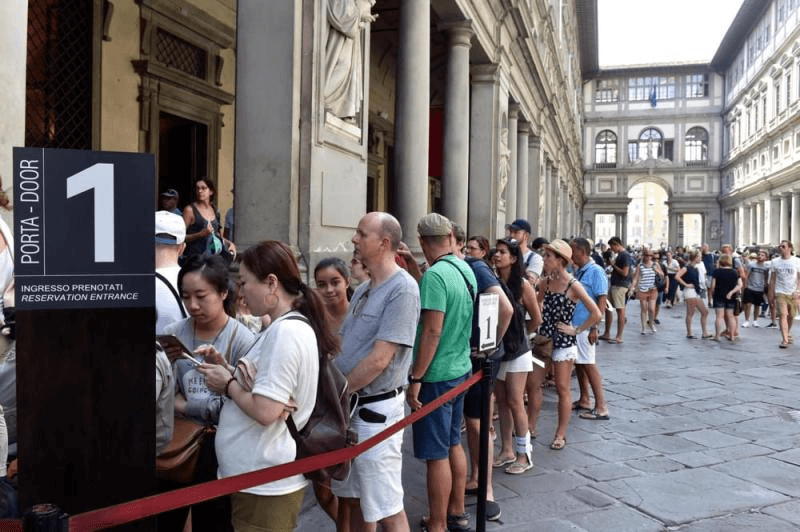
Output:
top-left (159, 255), bottom-right (255, 532)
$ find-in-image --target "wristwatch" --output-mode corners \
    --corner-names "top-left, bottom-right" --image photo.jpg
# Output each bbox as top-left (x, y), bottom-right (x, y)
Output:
top-left (408, 375), bottom-right (423, 384)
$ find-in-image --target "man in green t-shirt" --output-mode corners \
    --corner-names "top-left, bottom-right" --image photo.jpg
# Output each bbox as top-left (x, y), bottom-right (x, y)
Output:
top-left (407, 213), bottom-right (477, 532)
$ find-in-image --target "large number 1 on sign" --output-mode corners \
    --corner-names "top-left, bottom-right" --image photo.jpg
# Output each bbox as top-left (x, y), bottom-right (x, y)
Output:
top-left (67, 163), bottom-right (115, 263)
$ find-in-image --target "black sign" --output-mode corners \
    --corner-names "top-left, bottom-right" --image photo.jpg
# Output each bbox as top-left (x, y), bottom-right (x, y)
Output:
top-left (13, 147), bottom-right (155, 310)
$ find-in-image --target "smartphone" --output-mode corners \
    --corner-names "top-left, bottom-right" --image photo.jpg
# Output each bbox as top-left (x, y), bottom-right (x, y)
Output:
top-left (157, 335), bottom-right (200, 365)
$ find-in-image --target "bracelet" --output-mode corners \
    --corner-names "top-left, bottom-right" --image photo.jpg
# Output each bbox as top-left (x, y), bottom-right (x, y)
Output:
top-left (224, 376), bottom-right (237, 398)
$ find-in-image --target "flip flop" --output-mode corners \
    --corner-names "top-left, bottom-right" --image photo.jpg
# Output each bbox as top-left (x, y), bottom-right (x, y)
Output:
top-left (572, 401), bottom-right (592, 412)
top-left (579, 410), bottom-right (610, 421)
top-left (550, 437), bottom-right (567, 450)
top-left (702, 334), bottom-right (714, 339)
top-left (505, 459), bottom-right (533, 475)
top-left (779, 342), bottom-right (790, 349)
top-left (686, 334), bottom-right (696, 339)
top-left (598, 335), bottom-right (612, 342)
top-left (606, 338), bottom-right (617, 344)
top-left (492, 456), bottom-right (515, 468)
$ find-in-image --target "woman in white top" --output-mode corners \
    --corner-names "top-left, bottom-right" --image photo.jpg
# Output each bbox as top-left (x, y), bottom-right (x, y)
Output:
top-left (200, 241), bottom-right (338, 532)
top-left (631, 249), bottom-right (664, 335)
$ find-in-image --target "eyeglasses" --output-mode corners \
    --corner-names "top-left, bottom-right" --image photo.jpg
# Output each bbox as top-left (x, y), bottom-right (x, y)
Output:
top-left (352, 288), bottom-right (370, 317)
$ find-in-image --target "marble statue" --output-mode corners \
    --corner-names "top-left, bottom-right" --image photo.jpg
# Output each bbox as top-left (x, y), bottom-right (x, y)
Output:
top-left (324, 0), bottom-right (376, 121)
top-left (497, 127), bottom-right (511, 208)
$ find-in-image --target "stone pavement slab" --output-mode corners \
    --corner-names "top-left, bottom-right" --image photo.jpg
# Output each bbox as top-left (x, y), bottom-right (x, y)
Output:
top-left (295, 300), bottom-right (800, 531)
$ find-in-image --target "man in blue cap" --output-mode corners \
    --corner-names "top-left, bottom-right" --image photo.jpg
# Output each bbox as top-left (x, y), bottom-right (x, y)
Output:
top-left (505, 218), bottom-right (543, 283)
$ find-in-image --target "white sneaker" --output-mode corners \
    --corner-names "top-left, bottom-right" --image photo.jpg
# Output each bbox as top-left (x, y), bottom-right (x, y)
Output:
top-left (752, 321), bottom-right (760, 328)
top-left (742, 322), bottom-right (750, 328)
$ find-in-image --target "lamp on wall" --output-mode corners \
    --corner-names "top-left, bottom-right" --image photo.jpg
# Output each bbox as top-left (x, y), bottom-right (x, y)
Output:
top-left (103, 0), bottom-right (114, 42)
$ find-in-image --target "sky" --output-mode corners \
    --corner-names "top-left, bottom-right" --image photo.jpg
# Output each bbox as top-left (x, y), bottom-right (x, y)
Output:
top-left (598, 0), bottom-right (745, 67)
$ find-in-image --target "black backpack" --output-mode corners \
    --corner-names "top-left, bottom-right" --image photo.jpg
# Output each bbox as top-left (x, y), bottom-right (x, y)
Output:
top-left (283, 315), bottom-right (358, 482)
top-left (497, 277), bottom-right (529, 360)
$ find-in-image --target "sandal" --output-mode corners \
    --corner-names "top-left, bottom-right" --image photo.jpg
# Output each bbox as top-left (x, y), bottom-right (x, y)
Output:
top-left (550, 437), bottom-right (567, 450)
top-left (572, 401), bottom-right (592, 412)
top-left (492, 455), bottom-right (515, 468)
top-left (505, 459), bottom-right (533, 475)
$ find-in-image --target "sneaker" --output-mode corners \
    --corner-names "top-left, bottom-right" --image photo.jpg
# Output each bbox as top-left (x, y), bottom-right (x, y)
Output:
top-left (752, 321), bottom-right (760, 328)
top-left (486, 500), bottom-right (501, 522)
top-left (741, 321), bottom-right (750, 328)
top-left (649, 323), bottom-right (657, 333)
top-left (767, 322), bottom-right (778, 328)
top-left (654, 319), bottom-right (661, 325)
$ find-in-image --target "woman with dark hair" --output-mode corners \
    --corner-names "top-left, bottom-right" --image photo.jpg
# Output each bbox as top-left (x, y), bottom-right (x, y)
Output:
top-left (465, 235), bottom-right (491, 262)
top-left (183, 178), bottom-right (236, 260)
top-left (491, 237), bottom-right (542, 474)
top-left (314, 257), bottom-right (353, 335)
top-left (200, 241), bottom-right (338, 532)
top-left (159, 255), bottom-right (256, 532)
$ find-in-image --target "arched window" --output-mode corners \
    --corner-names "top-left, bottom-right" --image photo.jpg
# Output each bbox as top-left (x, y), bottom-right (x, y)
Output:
top-left (639, 128), bottom-right (663, 159)
top-left (685, 127), bottom-right (708, 164)
top-left (595, 130), bottom-right (617, 167)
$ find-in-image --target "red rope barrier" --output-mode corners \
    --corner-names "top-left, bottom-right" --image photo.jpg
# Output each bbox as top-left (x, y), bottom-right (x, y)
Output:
top-left (67, 371), bottom-right (483, 531)
top-left (0, 518), bottom-right (23, 531)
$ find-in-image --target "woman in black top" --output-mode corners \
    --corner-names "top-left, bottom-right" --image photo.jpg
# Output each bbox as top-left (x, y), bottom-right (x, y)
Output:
top-left (709, 254), bottom-right (742, 341)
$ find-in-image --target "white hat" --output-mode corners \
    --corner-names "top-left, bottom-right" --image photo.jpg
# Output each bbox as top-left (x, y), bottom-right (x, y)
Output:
top-left (155, 210), bottom-right (185, 245)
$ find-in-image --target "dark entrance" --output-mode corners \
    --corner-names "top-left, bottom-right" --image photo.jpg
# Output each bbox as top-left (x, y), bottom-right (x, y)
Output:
top-left (158, 112), bottom-right (208, 210)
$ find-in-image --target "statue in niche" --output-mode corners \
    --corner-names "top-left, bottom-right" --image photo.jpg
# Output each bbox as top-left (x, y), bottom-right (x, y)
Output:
top-left (324, 0), bottom-right (376, 121)
top-left (497, 127), bottom-right (511, 209)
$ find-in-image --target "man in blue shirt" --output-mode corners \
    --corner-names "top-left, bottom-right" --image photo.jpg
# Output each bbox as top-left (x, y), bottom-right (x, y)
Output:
top-left (570, 238), bottom-right (609, 420)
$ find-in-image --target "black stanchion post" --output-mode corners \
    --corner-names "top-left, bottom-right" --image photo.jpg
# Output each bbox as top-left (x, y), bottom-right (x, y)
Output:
top-left (22, 504), bottom-right (67, 532)
top-left (475, 357), bottom-right (493, 532)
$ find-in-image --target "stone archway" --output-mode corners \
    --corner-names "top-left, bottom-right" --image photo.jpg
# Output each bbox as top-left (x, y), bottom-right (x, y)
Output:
top-left (627, 179), bottom-right (669, 249)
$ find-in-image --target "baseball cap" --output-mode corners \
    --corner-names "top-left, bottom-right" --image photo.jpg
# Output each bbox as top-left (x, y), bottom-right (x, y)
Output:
top-left (155, 210), bottom-right (186, 245)
top-left (505, 218), bottom-right (531, 234)
top-left (417, 213), bottom-right (452, 237)
top-left (160, 188), bottom-right (179, 198)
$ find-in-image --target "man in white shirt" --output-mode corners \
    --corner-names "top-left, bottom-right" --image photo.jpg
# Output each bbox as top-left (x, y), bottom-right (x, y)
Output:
top-left (505, 219), bottom-right (543, 282)
top-left (768, 240), bottom-right (800, 348)
top-left (155, 211), bottom-right (187, 334)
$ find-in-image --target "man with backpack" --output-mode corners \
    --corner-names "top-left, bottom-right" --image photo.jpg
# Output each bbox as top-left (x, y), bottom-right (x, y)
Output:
top-left (155, 211), bottom-right (187, 334)
top-left (407, 213), bottom-right (477, 532)
top-left (333, 212), bottom-right (421, 532)
top-left (505, 219), bottom-right (543, 283)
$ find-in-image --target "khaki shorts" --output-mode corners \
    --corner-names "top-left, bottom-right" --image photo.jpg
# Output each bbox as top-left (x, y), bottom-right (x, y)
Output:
top-left (776, 293), bottom-right (798, 318)
top-left (609, 286), bottom-right (629, 309)
top-left (231, 489), bottom-right (304, 532)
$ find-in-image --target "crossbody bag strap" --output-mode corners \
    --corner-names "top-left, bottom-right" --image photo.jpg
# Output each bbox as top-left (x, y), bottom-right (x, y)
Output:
top-left (282, 313), bottom-right (311, 441)
top-left (436, 256), bottom-right (476, 302)
top-left (155, 272), bottom-right (187, 318)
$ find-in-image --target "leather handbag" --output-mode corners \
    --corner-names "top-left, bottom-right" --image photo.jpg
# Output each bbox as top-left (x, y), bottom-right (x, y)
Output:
top-left (156, 417), bottom-right (215, 484)
top-left (531, 333), bottom-right (553, 359)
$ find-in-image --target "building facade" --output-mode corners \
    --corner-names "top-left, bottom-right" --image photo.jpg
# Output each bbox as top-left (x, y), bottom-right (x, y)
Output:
top-left (716, 0), bottom-right (800, 249)
top-left (1, 0), bottom-right (592, 278)
top-left (581, 64), bottom-right (725, 248)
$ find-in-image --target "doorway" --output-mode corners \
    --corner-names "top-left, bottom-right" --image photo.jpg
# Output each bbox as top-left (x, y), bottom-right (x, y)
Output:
top-left (158, 112), bottom-right (208, 210)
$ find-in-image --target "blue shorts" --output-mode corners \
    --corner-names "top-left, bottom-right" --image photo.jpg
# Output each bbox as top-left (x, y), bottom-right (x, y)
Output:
top-left (412, 372), bottom-right (469, 461)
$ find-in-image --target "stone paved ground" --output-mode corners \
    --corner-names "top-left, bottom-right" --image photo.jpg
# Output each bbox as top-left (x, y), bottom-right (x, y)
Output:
top-left (297, 300), bottom-right (800, 531)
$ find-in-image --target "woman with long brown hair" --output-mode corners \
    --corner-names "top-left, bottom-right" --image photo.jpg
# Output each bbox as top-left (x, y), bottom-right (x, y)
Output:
top-left (200, 241), bottom-right (338, 532)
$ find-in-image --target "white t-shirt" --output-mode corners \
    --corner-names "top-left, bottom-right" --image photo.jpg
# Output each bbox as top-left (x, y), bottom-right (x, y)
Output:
top-left (156, 265), bottom-right (185, 334)
top-left (770, 256), bottom-right (800, 295)
top-left (215, 311), bottom-right (319, 496)
top-left (696, 261), bottom-right (708, 289)
top-left (523, 250), bottom-right (543, 277)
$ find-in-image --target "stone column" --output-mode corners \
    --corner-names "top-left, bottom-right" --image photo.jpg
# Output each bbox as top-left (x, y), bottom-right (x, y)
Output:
top-left (749, 204), bottom-right (757, 245)
top-left (620, 213), bottom-right (628, 243)
top-left (738, 205), bottom-right (747, 246)
top-left (0, 0), bottom-right (25, 229)
top-left (768, 197), bottom-right (781, 244)
top-left (505, 104), bottom-right (520, 223)
top-left (527, 135), bottom-right (541, 235)
top-left (468, 64), bottom-right (501, 238)
top-left (395, 0), bottom-right (430, 250)
top-left (780, 194), bottom-right (790, 243)
top-left (516, 123), bottom-right (530, 221)
top-left (755, 201), bottom-right (763, 243)
top-left (792, 192), bottom-right (800, 251)
top-left (440, 21), bottom-right (472, 229)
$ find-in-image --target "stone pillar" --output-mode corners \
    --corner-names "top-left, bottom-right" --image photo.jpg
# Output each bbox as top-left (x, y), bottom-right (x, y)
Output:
top-left (780, 194), bottom-right (790, 243)
top-left (527, 135), bottom-right (541, 235)
top-left (468, 64), bottom-right (501, 238)
top-left (0, 0), bottom-right (26, 229)
top-left (755, 201), bottom-right (763, 243)
top-left (738, 205), bottom-right (747, 246)
top-left (749, 204), bottom-right (757, 245)
top-left (440, 21), bottom-right (472, 229)
top-left (792, 192), bottom-right (800, 251)
top-left (516, 123), bottom-right (530, 221)
top-left (767, 197), bottom-right (780, 244)
top-left (236, 1), bottom-right (301, 248)
top-left (620, 213), bottom-right (628, 243)
top-left (395, 0), bottom-right (430, 250)
top-left (505, 104), bottom-right (519, 223)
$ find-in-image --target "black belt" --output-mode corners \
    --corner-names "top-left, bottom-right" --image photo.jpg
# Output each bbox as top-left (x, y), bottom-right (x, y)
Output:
top-left (357, 386), bottom-right (404, 406)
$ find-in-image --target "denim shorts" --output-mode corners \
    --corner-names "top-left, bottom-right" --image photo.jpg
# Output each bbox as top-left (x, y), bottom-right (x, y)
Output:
top-left (412, 372), bottom-right (470, 461)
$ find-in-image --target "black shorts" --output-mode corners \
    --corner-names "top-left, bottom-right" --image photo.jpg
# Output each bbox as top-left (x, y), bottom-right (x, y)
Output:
top-left (713, 297), bottom-right (737, 310)
top-left (463, 355), bottom-right (499, 419)
top-left (742, 288), bottom-right (765, 306)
